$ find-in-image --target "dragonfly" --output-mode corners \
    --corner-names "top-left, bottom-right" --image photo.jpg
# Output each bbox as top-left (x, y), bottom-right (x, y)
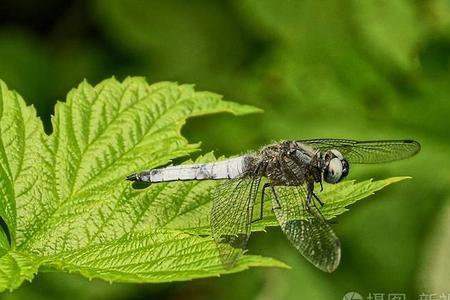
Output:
top-left (127, 139), bottom-right (420, 272)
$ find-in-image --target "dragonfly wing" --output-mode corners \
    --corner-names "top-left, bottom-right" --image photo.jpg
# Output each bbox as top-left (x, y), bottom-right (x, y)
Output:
top-left (211, 175), bottom-right (262, 269)
top-left (270, 185), bottom-right (340, 272)
top-left (298, 139), bottom-right (420, 164)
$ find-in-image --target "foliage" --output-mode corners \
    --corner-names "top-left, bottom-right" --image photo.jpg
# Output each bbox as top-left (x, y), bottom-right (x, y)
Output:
top-left (0, 78), bottom-right (408, 291)
top-left (0, 0), bottom-right (448, 298)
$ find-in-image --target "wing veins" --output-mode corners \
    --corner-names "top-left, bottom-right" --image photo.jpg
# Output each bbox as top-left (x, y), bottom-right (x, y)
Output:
top-left (210, 169), bottom-right (262, 268)
top-left (269, 185), bottom-right (341, 272)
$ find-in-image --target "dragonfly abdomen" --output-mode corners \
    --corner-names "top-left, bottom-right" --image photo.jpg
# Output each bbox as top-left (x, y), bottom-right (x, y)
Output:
top-left (127, 156), bottom-right (249, 183)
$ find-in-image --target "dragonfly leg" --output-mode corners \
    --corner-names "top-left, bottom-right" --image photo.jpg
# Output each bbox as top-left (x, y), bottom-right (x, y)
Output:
top-left (251, 183), bottom-right (273, 223)
top-left (306, 181), bottom-right (324, 207)
top-left (305, 181), bottom-right (334, 223)
top-left (306, 181), bottom-right (314, 204)
top-left (270, 186), bottom-right (282, 210)
top-left (251, 184), bottom-right (266, 224)
top-left (312, 192), bottom-right (324, 207)
top-left (309, 191), bottom-right (338, 225)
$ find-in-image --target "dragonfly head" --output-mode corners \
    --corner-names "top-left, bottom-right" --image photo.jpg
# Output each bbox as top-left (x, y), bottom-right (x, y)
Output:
top-left (323, 149), bottom-right (349, 184)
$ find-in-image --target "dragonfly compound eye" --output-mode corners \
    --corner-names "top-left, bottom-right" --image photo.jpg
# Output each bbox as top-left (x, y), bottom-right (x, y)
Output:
top-left (325, 158), bottom-right (343, 183)
top-left (341, 159), bottom-right (349, 179)
top-left (330, 149), bottom-right (344, 160)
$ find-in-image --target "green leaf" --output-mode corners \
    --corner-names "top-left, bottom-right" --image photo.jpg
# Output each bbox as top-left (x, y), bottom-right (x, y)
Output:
top-left (0, 77), bottom-right (409, 291)
top-left (0, 77), bottom-right (278, 291)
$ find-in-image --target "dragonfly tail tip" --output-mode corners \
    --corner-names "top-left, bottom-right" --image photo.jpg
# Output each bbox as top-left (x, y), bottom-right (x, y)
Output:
top-left (126, 174), bottom-right (139, 181)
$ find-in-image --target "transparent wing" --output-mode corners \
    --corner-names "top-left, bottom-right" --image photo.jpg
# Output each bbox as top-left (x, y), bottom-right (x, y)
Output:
top-left (269, 185), bottom-right (340, 272)
top-left (298, 139), bottom-right (420, 164)
top-left (211, 175), bottom-right (262, 269)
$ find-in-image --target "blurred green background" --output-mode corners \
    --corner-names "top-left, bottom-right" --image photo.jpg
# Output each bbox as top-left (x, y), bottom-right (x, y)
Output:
top-left (1, 0), bottom-right (449, 299)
